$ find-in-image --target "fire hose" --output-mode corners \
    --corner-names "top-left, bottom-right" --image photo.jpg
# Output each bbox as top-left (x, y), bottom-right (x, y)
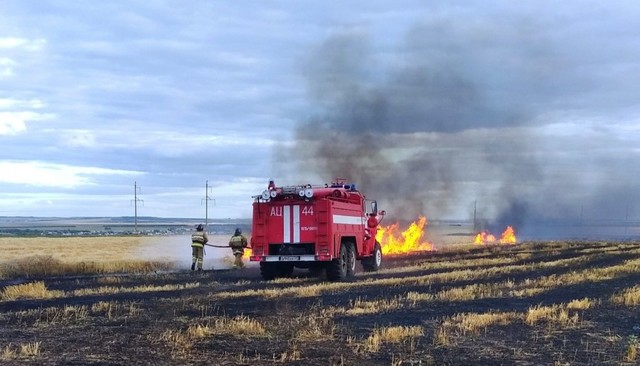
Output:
top-left (204, 243), bottom-right (252, 249)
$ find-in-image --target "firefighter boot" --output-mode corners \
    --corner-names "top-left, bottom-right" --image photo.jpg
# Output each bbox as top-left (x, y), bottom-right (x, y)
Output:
top-left (234, 254), bottom-right (244, 269)
top-left (191, 262), bottom-right (195, 271)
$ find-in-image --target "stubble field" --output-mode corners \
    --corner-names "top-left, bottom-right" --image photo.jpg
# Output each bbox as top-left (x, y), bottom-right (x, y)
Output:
top-left (1, 236), bottom-right (640, 365)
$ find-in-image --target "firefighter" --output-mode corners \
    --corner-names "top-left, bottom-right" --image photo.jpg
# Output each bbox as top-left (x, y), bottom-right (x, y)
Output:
top-left (191, 224), bottom-right (209, 271)
top-left (229, 228), bottom-right (248, 268)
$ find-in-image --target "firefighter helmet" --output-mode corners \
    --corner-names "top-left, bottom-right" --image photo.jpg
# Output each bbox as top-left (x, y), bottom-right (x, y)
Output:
top-left (234, 228), bottom-right (242, 236)
top-left (196, 224), bottom-right (204, 231)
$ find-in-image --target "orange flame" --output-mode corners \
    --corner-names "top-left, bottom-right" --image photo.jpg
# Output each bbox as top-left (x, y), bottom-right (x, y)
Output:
top-left (499, 226), bottom-right (516, 244)
top-left (474, 231), bottom-right (496, 244)
top-left (376, 216), bottom-right (434, 254)
top-left (474, 226), bottom-right (517, 245)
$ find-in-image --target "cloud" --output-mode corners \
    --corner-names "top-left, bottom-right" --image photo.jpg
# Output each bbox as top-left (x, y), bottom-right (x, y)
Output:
top-left (0, 111), bottom-right (55, 135)
top-left (0, 161), bottom-right (144, 188)
top-left (0, 37), bottom-right (46, 51)
top-left (0, 57), bottom-right (16, 78)
top-left (52, 127), bottom-right (284, 154)
top-left (0, 98), bottom-right (53, 135)
top-left (0, 98), bottom-right (45, 109)
top-left (0, 37), bottom-right (46, 78)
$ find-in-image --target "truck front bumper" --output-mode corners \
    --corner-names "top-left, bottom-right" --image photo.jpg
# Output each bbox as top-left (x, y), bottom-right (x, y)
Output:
top-left (250, 254), bottom-right (333, 262)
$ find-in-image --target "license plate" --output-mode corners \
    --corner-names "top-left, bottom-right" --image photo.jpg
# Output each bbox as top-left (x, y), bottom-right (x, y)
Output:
top-left (279, 256), bottom-right (300, 261)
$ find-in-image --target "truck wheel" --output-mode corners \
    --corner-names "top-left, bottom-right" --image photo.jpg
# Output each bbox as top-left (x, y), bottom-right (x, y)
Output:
top-left (260, 262), bottom-right (279, 281)
top-left (362, 241), bottom-right (382, 272)
top-left (327, 243), bottom-right (355, 281)
top-left (346, 242), bottom-right (356, 277)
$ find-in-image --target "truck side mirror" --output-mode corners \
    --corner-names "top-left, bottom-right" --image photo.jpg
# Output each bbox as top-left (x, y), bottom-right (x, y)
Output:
top-left (371, 201), bottom-right (378, 215)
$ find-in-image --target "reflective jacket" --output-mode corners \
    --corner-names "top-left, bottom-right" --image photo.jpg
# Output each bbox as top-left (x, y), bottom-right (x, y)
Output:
top-left (191, 231), bottom-right (209, 248)
top-left (229, 234), bottom-right (248, 249)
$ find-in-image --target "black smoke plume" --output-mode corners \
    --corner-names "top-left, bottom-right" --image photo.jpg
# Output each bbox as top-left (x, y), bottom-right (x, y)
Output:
top-left (274, 18), bottom-right (640, 239)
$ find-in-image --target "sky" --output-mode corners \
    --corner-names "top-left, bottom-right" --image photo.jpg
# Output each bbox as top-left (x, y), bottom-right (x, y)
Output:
top-left (1, 1), bottom-right (639, 226)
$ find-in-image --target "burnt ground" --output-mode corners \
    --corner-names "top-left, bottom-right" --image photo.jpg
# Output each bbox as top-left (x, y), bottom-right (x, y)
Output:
top-left (1, 241), bottom-right (640, 365)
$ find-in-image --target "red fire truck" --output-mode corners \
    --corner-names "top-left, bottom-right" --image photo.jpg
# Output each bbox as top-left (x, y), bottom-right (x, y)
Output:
top-left (249, 179), bottom-right (385, 281)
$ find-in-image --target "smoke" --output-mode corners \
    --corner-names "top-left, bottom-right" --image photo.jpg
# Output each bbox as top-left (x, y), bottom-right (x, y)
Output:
top-left (275, 16), bottom-right (640, 237)
top-left (140, 235), bottom-right (250, 271)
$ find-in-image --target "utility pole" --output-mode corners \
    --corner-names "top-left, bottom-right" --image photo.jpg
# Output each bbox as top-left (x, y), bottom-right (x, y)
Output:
top-left (625, 205), bottom-right (629, 236)
top-left (473, 200), bottom-right (478, 233)
top-left (131, 181), bottom-right (144, 234)
top-left (201, 180), bottom-right (215, 230)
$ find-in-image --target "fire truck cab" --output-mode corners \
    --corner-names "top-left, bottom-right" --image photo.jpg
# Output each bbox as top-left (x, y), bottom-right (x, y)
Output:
top-left (250, 179), bottom-right (384, 281)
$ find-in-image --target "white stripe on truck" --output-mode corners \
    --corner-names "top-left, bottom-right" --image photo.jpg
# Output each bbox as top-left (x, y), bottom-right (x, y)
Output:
top-left (333, 214), bottom-right (365, 225)
top-left (293, 205), bottom-right (300, 243)
top-left (283, 205), bottom-right (291, 243)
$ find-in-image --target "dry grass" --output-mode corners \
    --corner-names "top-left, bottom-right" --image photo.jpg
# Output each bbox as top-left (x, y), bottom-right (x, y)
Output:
top-left (180, 316), bottom-right (267, 338)
top-left (1, 280), bottom-right (199, 301)
top-left (91, 300), bottom-right (121, 313)
top-left (212, 256), bottom-right (571, 301)
top-left (0, 236), bottom-right (151, 262)
top-left (0, 342), bottom-right (41, 361)
top-left (434, 324), bottom-right (453, 346)
top-left (345, 296), bottom-right (405, 315)
top-left (434, 311), bottom-right (520, 346)
top-left (449, 311), bottom-right (520, 335)
top-left (158, 329), bottom-right (192, 355)
top-left (610, 285), bottom-right (640, 306)
top-left (214, 281), bottom-right (352, 300)
top-left (91, 300), bottom-right (141, 319)
top-left (96, 276), bottom-right (126, 284)
top-left (20, 342), bottom-right (41, 357)
top-left (436, 282), bottom-right (510, 302)
top-left (524, 304), bottom-right (581, 327)
top-left (10, 305), bottom-right (90, 326)
top-left (157, 315), bottom-right (266, 357)
top-left (1, 240), bottom-right (639, 365)
top-left (212, 249), bottom-right (640, 307)
top-left (0, 281), bottom-right (64, 301)
top-left (434, 297), bottom-right (594, 347)
top-left (212, 315), bottom-right (267, 336)
top-left (1, 345), bottom-right (16, 360)
top-left (363, 326), bottom-right (424, 352)
top-left (294, 312), bottom-right (336, 341)
top-left (72, 282), bottom-right (199, 296)
top-left (0, 236), bottom-right (177, 279)
top-left (0, 255), bottom-right (174, 279)
top-left (626, 335), bottom-right (639, 362)
top-left (278, 343), bottom-right (302, 362)
top-left (566, 298), bottom-right (596, 310)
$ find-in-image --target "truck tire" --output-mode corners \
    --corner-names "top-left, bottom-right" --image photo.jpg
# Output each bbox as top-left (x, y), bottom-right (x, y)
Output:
top-left (346, 242), bottom-right (356, 277)
top-left (362, 241), bottom-right (382, 272)
top-left (327, 243), bottom-right (355, 281)
top-left (260, 262), bottom-right (279, 281)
